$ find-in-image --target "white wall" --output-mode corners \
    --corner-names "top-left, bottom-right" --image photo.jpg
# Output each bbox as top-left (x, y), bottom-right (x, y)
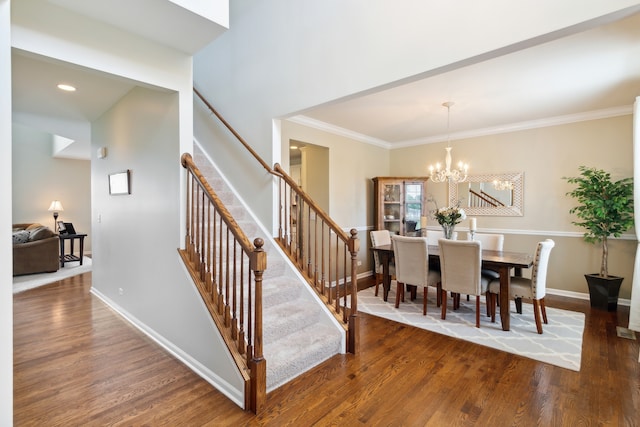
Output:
top-left (193, 0), bottom-right (640, 229)
top-left (0, 0), bottom-right (12, 423)
top-left (12, 124), bottom-right (91, 248)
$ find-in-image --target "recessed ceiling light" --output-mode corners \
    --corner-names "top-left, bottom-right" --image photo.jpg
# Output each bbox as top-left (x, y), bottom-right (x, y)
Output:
top-left (290, 145), bottom-right (298, 150)
top-left (57, 84), bottom-right (76, 92)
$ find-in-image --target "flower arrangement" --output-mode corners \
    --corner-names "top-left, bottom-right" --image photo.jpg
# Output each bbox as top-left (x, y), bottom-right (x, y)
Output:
top-left (428, 196), bottom-right (466, 226)
top-left (428, 196), bottom-right (466, 239)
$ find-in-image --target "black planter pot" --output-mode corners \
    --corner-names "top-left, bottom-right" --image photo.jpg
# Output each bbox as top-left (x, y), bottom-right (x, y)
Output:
top-left (585, 274), bottom-right (624, 311)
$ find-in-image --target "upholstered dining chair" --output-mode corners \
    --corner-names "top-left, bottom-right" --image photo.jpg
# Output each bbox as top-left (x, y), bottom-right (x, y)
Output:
top-left (468, 232), bottom-right (505, 281)
top-left (467, 232), bottom-right (504, 251)
top-left (391, 235), bottom-right (441, 315)
top-left (370, 230), bottom-right (395, 296)
top-left (439, 239), bottom-right (489, 328)
top-left (488, 239), bottom-right (555, 334)
top-left (426, 229), bottom-right (457, 246)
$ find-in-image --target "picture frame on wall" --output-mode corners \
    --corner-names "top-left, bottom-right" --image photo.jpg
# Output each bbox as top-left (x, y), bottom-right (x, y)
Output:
top-left (109, 170), bottom-right (131, 195)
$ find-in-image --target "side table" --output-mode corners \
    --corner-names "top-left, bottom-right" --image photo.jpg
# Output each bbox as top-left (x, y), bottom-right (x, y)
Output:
top-left (59, 233), bottom-right (87, 267)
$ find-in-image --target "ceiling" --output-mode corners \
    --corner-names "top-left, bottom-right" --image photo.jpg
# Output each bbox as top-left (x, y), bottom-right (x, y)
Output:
top-left (292, 11), bottom-right (640, 148)
top-left (11, 10), bottom-right (640, 158)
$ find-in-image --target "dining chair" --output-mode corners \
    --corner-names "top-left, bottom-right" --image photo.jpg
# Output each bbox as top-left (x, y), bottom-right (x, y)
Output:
top-left (370, 230), bottom-right (395, 296)
top-left (426, 229), bottom-right (457, 246)
top-left (488, 239), bottom-right (555, 334)
top-left (438, 239), bottom-right (489, 328)
top-left (468, 232), bottom-right (504, 281)
top-left (391, 235), bottom-right (441, 315)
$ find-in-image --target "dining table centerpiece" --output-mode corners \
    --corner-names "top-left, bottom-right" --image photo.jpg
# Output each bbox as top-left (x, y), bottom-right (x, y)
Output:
top-left (429, 197), bottom-right (466, 239)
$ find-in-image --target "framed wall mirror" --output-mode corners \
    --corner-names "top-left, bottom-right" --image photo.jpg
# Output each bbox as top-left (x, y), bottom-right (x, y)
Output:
top-left (449, 172), bottom-right (524, 216)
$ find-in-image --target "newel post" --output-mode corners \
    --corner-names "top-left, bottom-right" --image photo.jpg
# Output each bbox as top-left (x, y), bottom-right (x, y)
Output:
top-left (249, 238), bottom-right (267, 413)
top-left (348, 228), bottom-right (360, 354)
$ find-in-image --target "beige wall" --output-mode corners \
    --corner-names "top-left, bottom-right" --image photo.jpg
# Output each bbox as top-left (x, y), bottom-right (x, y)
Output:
top-left (281, 120), bottom-right (390, 271)
top-left (390, 114), bottom-right (636, 299)
top-left (283, 115), bottom-right (636, 299)
top-left (300, 144), bottom-right (329, 212)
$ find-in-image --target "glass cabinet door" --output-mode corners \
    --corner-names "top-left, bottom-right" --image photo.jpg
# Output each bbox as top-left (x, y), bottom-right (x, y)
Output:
top-left (404, 183), bottom-right (423, 236)
top-left (383, 183), bottom-right (402, 235)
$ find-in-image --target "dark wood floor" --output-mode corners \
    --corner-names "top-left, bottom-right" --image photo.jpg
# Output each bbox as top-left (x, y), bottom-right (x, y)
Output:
top-left (14, 272), bottom-right (640, 426)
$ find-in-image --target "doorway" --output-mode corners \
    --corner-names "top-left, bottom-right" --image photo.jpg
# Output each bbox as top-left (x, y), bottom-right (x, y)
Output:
top-left (289, 140), bottom-right (329, 212)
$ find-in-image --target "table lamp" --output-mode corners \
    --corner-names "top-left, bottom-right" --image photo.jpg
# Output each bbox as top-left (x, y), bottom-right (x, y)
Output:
top-left (48, 200), bottom-right (64, 232)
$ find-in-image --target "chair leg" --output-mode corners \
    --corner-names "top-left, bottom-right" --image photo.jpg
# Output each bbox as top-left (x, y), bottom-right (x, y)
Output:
top-left (485, 291), bottom-right (491, 316)
top-left (441, 289), bottom-right (447, 319)
top-left (395, 282), bottom-right (404, 308)
top-left (436, 282), bottom-right (442, 307)
top-left (490, 293), bottom-right (496, 323)
top-left (532, 299), bottom-right (543, 334)
top-left (423, 287), bottom-right (427, 315)
top-left (540, 297), bottom-right (548, 324)
top-left (475, 296), bottom-right (480, 328)
top-left (515, 297), bottom-right (523, 314)
top-left (375, 273), bottom-right (381, 296)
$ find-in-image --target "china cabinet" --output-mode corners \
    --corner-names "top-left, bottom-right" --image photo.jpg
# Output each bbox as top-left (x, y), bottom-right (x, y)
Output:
top-left (372, 177), bottom-right (429, 236)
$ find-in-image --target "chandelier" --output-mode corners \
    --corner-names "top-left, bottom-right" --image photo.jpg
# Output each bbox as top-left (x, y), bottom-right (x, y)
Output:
top-left (428, 102), bottom-right (468, 183)
top-left (493, 180), bottom-right (514, 191)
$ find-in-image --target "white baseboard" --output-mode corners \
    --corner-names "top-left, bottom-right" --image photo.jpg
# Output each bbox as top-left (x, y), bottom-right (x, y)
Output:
top-left (547, 287), bottom-right (631, 307)
top-left (89, 287), bottom-right (245, 408)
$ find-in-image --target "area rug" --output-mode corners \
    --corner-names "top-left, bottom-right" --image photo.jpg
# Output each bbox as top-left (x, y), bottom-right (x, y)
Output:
top-left (358, 285), bottom-right (584, 371)
top-left (13, 257), bottom-right (92, 294)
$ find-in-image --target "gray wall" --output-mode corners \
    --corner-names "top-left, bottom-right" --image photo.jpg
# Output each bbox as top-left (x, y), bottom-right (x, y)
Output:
top-left (12, 124), bottom-right (91, 250)
top-left (90, 87), bottom-right (244, 403)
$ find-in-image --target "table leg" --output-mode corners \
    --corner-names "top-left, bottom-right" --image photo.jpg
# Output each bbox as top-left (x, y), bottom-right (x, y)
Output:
top-left (499, 265), bottom-right (511, 331)
top-left (79, 236), bottom-right (85, 265)
top-left (380, 251), bottom-right (392, 302)
top-left (59, 238), bottom-right (65, 267)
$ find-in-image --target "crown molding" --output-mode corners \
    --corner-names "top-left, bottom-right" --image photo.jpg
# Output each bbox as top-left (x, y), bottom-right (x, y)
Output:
top-left (286, 115), bottom-right (393, 149)
top-left (289, 104), bottom-right (633, 150)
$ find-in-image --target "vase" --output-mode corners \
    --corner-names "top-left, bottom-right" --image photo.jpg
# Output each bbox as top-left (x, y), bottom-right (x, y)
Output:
top-left (441, 224), bottom-right (455, 239)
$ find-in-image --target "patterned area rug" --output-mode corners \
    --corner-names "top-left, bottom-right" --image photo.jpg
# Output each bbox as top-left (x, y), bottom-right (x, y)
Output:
top-left (358, 285), bottom-right (584, 371)
top-left (13, 257), bottom-right (92, 293)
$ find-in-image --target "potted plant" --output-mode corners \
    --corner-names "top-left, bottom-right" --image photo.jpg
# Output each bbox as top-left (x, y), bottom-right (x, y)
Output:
top-left (564, 166), bottom-right (634, 311)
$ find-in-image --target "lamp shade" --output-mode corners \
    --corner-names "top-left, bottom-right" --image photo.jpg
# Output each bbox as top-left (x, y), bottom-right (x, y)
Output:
top-left (48, 200), bottom-right (64, 212)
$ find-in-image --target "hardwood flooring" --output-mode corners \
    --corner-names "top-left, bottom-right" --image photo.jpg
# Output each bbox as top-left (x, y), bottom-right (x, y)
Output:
top-left (14, 273), bottom-right (640, 426)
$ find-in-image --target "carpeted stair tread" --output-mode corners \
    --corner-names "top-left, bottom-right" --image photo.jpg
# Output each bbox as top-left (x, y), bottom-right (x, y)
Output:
top-left (263, 299), bottom-right (323, 342)
top-left (264, 323), bottom-right (342, 390)
top-left (193, 144), bottom-right (344, 392)
top-left (262, 276), bottom-right (302, 306)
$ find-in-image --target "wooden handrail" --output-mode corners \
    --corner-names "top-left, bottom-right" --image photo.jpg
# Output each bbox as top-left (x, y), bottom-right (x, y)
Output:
top-left (469, 189), bottom-right (498, 207)
top-left (194, 87), bottom-right (282, 178)
top-left (273, 163), bottom-right (360, 354)
top-left (180, 152), bottom-right (266, 413)
top-left (274, 163), bottom-right (351, 245)
top-left (480, 190), bottom-right (505, 206)
top-left (193, 88), bottom-right (360, 367)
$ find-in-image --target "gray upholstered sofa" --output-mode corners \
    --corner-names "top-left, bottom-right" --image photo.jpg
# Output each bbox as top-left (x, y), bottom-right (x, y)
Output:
top-left (12, 223), bottom-right (59, 276)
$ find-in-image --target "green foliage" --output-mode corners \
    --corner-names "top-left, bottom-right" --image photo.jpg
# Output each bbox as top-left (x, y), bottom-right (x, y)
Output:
top-left (564, 166), bottom-right (634, 277)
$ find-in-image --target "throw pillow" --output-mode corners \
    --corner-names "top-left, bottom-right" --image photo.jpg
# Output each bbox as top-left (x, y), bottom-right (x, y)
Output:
top-left (26, 223), bottom-right (43, 230)
top-left (12, 230), bottom-right (30, 244)
top-left (28, 226), bottom-right (55, 241)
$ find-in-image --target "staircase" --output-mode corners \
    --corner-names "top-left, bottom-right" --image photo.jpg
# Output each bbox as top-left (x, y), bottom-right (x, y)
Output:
top-left (192, 145), bottom-right (343, 391)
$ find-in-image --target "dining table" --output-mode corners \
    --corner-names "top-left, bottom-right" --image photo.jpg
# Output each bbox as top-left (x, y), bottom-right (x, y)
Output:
top-left (370, 243), bottom-right (534, 331)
